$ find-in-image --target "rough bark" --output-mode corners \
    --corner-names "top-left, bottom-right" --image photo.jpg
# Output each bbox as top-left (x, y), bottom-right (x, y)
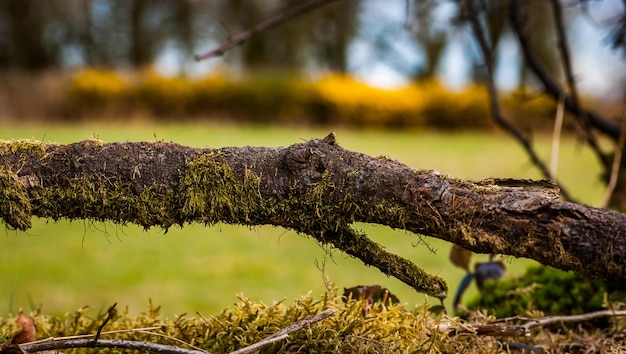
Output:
top-left (1, 134), bottom-right (625, 297)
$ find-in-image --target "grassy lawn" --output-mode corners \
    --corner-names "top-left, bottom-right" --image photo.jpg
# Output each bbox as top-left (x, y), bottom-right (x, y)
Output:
top-left (0, 122), bottom-right (606, 318)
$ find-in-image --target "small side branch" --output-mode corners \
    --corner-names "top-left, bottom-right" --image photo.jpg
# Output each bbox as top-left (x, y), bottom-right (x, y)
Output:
top-left (315, 227), bottom-right (447, 298)
top-left (93, 303), bottom-right (117, 343)
top-left (194, 0), bottom-right (343, 61)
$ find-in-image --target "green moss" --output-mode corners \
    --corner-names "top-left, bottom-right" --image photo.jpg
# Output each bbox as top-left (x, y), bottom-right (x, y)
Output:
top-left (0, 139), bottom-right (48, 157)
top-left (0, 166), bottom-right (32, 230)
top-left (0, 288), bottom-right (489, 353)
top-left (25, 173), bottom-right (180, 229)
top-left (471, 185), bottom-right (501, 193)
top-left (179, 152), bottom-right (262, 225)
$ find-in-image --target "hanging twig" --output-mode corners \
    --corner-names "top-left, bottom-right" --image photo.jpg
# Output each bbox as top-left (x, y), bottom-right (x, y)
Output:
top-left (550, 94), bottom-right (565, 180)
top-left (463, 0), bottom-right (573, 200)
top-left (601, 114), bottom-right (626, 208)
top-left (194, 0), bottom-right (344, 61)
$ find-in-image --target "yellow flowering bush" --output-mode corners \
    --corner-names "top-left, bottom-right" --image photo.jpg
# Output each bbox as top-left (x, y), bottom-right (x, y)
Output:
top-left (313, 74), bottom-right (426, 126)
top-left (64, 68), bottom-right (541, 129)
top-left (135, 70), bottom-right (196, 116)
top-left (196, 74), bottom-right (314, 123)
top-left (68, 69), bottom-right (128, 109)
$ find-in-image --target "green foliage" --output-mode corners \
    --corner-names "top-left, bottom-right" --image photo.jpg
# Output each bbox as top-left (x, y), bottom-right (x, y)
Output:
top-left (466, 265), bottom-right (626, 319)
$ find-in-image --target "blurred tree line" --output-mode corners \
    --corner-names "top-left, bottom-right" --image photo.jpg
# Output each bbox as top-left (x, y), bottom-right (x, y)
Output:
top-left (0, 0), bottom-right (357, 73)
top-left (0, 0), bottom-right (567, 84)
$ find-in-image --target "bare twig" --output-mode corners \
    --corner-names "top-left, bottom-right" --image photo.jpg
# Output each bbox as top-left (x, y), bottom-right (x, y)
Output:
top-left (439, 309), bottom-right (626, 337)
top-left (550, 94), bottom-right (565, 180)
top-left (521, 309), bottom-right (626, 330)
top-left (93, 302), bottom-right (117, 343)
top-left (26, 326), bottom-right (163, 343)
top-left (601, 115), bottom-right (626, 208)
top-left (464, 0), bottom-right (573, 200)
top-left (19, 339), bottom-right (208, 354)
top-left (194, 0), bottom-right (344, 61)
top-left (229, 309), bottom-right (337, 354)
top-left (137, 329), bottom-right (207, 353)
top-left (228, 334), bottom-right (289, 354)
top-left (22, 324), bottom-right (207, 353)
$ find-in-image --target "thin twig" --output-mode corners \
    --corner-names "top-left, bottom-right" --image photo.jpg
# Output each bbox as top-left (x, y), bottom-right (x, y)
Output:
top-left (22, 325), bottom-right (206, 353)
top-left (194, 0), bottom-right (344, 61)
top-left (19, 338), bottom-right (208, 354)
top-left (137, 330), bottom-right (207, 353)
top-left (439, 309), bottom-right (626, 337)
top-left (464, 0), bottom-right (573, 200)
top-left (229, 309), bottom-right (337, 354)
top-left (25, 326), bottom-right (163, 344)
top-left (93, 302), bottom-right (117, 343)
top-left (601, 114), bottom-right (626, 208)
top-left (521, 309), bottom-right (626, 330)
top-left (228, 334), bottom-right (289, 354)
top-left (550, 94), bottom-right (565, 180)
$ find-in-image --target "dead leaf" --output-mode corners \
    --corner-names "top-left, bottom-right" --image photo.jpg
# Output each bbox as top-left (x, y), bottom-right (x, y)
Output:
top-left (449, 245), bottom-right (472, 272)
top-left (11, 312), bottom-right (35, 345)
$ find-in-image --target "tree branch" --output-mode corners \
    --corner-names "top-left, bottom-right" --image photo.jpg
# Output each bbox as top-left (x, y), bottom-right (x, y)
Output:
top-left (194, 0), bottom-right (344, 61)
top-left (549, 0), bottom-right (610, 169)
top-left (510, 0), bottom-right (622, 143)
top-left (1, 136), bottom-right (625, 292)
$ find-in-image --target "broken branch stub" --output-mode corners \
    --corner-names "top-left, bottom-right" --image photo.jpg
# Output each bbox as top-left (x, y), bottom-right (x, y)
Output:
top-left (1, 134), bottom-right (625, 293)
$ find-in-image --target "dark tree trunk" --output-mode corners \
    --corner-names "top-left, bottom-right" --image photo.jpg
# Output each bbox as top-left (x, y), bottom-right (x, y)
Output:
top-left (1, 134), bottom-right (625, 297)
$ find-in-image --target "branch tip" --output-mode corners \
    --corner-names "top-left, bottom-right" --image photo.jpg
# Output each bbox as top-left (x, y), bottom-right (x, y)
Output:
top-left (322, 132), bottom-right (336, 145)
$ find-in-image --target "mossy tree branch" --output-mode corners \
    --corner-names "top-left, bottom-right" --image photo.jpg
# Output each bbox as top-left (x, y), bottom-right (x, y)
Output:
top-left (1, 134), bottom-right (625, 296)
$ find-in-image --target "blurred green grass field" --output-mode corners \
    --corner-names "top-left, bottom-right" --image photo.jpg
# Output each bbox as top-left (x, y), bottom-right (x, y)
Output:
top-left (0, 123), bottom-right (606, 318)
